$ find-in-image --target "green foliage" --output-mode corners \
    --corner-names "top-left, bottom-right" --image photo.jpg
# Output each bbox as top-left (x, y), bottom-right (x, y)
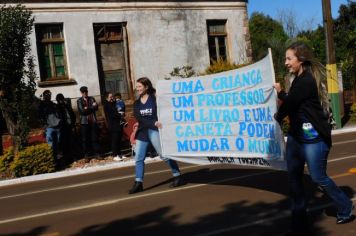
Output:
top-left (166, 65), bottom-right (197, 79)
top-left (249, 12), bottom-right (288, 60)
top-left (8, 143), bottom-right (55, 177)
top-left (349, 103), bottom-right (356, 123)
top-left (334, 0), bottom-right (356, 89)
top-left (203, 58), bottom-right (248, 75)
top-left (0, 147), bottom-right (15, 173)
top-left (248, 12), bottom-right (288, 82)
top-left (297, 27), bottom-right (326, 63)
top-left (0, 4), bottom-right (37, 151)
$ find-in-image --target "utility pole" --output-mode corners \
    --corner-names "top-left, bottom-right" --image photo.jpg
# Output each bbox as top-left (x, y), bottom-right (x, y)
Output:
top-left (322, 0), bottom-right (342, 128)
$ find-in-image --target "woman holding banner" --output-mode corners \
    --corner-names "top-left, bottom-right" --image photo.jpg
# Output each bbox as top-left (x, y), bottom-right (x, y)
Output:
top-left (129, 77), bottom-right (186, 194)
top-left (274, 41), bottom-right (354, 234)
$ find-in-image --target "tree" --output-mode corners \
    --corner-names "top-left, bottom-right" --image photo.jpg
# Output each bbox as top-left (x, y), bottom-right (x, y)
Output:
top-left (0, 4), bottom-right (37, 153)
top-left (334, 0), bottom-right (356, 89)
top-left (249, 12), bottom-right (289, 81)
top-left (297, 26), bottom-right (326, 63)
top-left (276, 8), bottom-right (299, 38)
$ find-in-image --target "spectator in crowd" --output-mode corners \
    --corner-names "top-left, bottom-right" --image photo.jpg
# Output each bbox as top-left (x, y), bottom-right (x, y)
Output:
top-left (129, 77), bottom-right (185, 194)
top-left (274, 41), bottom-right (354, 235)
top-left (114, 92), bottom-right (128, 128)
top-left (103, 92), bottom-right (126, 161)
top-left (56, 93), bottom-right (76, 163)
top-left (76, 86), bottom-right (100, 157)
top-left (38, 90), bottom-right (62, 160)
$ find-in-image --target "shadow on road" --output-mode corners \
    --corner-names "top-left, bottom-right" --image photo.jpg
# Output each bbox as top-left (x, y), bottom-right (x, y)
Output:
top-left (72, 169), bottom-right (353, 236)
top-left (0, 169), bottom-right (353, 236)
top-left (0, 227), bottom-right (48, 236)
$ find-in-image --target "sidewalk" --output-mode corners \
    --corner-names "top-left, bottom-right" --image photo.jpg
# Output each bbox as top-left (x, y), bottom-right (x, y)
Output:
top-left (1, 125), bottom-right (356, 187)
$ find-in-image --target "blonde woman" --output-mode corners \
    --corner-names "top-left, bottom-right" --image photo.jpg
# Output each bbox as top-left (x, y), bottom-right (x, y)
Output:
top-left (274, 42), bottom-right (354, 235)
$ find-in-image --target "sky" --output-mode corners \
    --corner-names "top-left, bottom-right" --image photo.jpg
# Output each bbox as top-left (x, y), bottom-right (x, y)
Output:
top-left (247, 0), bottom-right (352, 30)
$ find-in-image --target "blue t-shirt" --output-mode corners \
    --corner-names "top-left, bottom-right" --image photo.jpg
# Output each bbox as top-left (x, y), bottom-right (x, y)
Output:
top-left (134, 95), bottom-right (158, 141)
top-left (138, 97), bottom-right (155, 120)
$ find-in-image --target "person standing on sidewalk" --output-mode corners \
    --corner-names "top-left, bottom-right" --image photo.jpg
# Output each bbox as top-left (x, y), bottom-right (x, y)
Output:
top-left (38, 90), bottom-right (62, 160)
top-left (77, 86), bottom-right (100, 157)
top-left (274, 41), bottom-right (354, 235)
top-left (129, 77), bottom-right (186, 194)
top-left (56, 93), bottom-right (76, 164)
top-left (103, 92), bottom-right (126, 161)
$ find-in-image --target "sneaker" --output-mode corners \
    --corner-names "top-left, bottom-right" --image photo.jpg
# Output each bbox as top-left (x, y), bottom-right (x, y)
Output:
top-left (129, 181), bottom-right (143, 194)
top-left (336, 205), bottom-right (355, 224)
top-left (336, 215), bottom-right (355, 224)
top-left (170, 176), bottom-right (187, 188)
top-left (113, 155), bottom-right (123, 161)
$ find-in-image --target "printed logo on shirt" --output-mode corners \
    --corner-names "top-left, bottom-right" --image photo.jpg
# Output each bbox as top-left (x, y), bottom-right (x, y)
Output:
top-left (302, 122), bottom-right (319, 140)
top-left (140, 108), bottom-right (153, 116)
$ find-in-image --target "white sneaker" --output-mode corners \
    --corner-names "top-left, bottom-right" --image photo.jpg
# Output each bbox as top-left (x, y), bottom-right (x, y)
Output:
top-left (113, 155), bottom-right (123, 161)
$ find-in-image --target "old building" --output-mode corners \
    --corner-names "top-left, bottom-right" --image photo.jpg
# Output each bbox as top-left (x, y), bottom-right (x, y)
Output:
top-left (9, 0), bottom-right (251, 108)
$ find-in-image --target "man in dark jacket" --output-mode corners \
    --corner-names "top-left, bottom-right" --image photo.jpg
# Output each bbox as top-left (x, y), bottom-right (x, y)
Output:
top-left (56, 93), bottom-right (76, 163)
top-left (76, 86), bottom-right (100, 157)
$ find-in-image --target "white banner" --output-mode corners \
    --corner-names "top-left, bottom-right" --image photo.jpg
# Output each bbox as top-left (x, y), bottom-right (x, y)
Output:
top-left (157, 52), bottom-right (286, 170)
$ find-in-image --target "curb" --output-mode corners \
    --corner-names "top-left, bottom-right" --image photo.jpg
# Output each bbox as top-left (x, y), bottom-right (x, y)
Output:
top-left (0, 156), bottom-right (162, 187)
top-left (1, 126), bottom-right (356, 187)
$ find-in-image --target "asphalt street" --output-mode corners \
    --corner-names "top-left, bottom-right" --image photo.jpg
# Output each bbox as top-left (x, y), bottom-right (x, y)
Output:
top-left (0, 130), bottom-right (355, 236)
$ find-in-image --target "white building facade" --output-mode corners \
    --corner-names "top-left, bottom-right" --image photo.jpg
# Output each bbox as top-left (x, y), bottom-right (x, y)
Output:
top-left (16, 0), bottom-right (251, 106)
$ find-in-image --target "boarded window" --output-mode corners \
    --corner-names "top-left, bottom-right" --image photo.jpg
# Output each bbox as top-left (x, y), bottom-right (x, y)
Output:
top-left (36, 24), bottom-right (68, 81)
top-left (207, 20), bottom-right (228, 63)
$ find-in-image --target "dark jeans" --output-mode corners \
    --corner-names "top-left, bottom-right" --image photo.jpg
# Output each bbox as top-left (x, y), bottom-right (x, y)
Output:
top-left (111, 127), bottom-right (123, 156)
top-left (80, 123), bottom-right (100, 156)
top-left (60, 124), bottom-right (73, 160)
top-left (286, 135), bottom-right (352, 231)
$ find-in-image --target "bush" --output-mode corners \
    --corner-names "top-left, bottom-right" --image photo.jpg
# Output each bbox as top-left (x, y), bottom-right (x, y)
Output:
top-left (165, 65), bottom-right (197, 79)
top-left (203, 59), bottom-right (249, 75)
top-left (0, 147), bottom-right (15, 177)
top-left (350, 103), bottom-right (356, 123)
top-left (0, 143), bottom-right (55, 178)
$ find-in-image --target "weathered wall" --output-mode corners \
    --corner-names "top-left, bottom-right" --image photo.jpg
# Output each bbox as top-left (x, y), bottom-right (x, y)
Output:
top-left (24, 2), bottom-right (250, 101)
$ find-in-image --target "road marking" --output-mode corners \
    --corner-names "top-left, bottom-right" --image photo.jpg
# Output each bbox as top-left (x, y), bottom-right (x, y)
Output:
top-left (330, 172), bottom-right (353, 179)
top-left (0, 170), bottom-right (275, 224)
top-left (193, 197), bottom-right (356, 236)
top-left (0, 167), bottom-right (354, 225)
top-left (1, 154), bottom-right (355, 200)
top-left (0, 164), bottom-right (203, 200)
top-left (328, 154), bottom-right (356, 162)
top-left (333, 139), bottom-right (356, 145)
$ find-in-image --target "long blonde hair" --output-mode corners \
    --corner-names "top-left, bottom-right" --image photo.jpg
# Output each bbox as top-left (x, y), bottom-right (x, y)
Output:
top-left (286, 41), bottom-right (330, 113)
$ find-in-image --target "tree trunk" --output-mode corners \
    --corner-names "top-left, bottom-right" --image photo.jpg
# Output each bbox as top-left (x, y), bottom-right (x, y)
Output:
top-left (1, 110), bottom-right (21, 155)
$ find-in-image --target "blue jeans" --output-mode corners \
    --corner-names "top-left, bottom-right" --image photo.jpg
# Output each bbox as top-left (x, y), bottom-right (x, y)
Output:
top-left (135, 129), bottom-right (181, 182)
top-left (46, 127), bottom-right (61, 156)
top-left (286, 135), bottom-right (352, 219)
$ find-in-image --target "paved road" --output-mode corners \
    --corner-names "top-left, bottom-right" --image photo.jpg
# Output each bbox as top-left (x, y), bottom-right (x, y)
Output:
top-left (0, 132), bottom-right (355, 236)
